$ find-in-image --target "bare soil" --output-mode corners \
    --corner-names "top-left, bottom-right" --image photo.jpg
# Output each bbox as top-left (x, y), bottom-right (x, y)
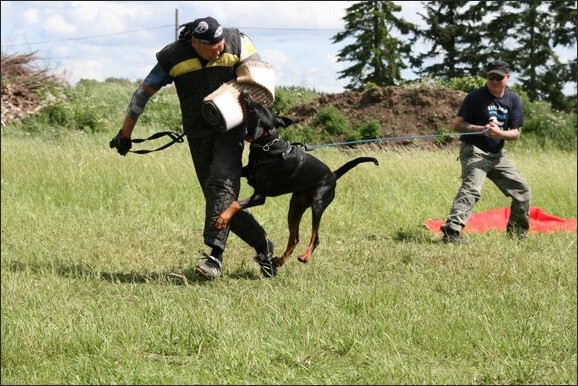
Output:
top-left (287, 86), bottom-right (467, 149)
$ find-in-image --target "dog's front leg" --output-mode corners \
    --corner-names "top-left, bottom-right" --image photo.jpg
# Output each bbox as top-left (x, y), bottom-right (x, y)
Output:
top-left (214, 201), bottom-right (242, 229)
top-left (214, 193), bottom-right (267, 229)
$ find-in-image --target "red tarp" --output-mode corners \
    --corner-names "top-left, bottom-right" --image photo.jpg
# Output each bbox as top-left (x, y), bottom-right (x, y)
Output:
top-left (423, 206), bottom-right (576, 234)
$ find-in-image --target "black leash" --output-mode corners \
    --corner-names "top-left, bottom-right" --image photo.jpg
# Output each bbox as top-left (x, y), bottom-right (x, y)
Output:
top-left (128, 113), bottom-right (201, 154)
top-left (128, 129), bottom-right (186, 154)
top-left (126, 121), bottom-right (485, 154)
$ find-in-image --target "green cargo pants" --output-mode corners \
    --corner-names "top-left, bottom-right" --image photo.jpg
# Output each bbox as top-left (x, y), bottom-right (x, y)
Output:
top-left (444, 143), bottom-right (531, 235)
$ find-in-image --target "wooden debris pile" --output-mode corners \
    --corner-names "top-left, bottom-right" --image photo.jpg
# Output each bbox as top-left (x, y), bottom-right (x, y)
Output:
top-left (1, 52), bottom-right (60, 127)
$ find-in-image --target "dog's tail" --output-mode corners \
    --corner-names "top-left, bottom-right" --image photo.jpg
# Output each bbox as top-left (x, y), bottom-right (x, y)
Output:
top-left (333, 157), bottom-right (379, 180)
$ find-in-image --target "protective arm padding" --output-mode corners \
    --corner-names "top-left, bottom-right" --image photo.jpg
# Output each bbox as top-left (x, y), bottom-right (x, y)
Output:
top-left (126, 86), bottom-right (152, 119)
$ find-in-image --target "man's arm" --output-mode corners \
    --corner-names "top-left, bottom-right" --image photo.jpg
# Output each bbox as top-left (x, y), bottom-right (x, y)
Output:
top-left (118, 63), bottom-right (172, 138)
top-left (452, 116), bottom-right (487, 133)
top-left (453, 116), bottom-right (521, 140)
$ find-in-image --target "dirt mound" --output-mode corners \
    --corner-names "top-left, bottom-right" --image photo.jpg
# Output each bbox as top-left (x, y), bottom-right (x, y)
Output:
top-left (288, 86), bottom-right (467, 148)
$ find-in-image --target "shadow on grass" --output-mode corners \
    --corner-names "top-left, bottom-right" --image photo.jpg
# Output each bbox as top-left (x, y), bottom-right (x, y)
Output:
top-left (5, 260), bottom-right (262, 286)
top-left (393, 225), bottom-right (440, 243)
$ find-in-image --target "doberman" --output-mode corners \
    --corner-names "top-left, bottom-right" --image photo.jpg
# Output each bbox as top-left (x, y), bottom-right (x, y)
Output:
top-left (214, 90), bottom-right (379, 268)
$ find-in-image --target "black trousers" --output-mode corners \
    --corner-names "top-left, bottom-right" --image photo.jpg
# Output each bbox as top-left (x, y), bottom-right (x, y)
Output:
top-left (186, 126), bottom-right (267, 253)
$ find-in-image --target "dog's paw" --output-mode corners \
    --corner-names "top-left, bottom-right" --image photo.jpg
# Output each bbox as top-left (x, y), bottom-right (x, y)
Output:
top-left (272, 256), bottom-right (284, 267)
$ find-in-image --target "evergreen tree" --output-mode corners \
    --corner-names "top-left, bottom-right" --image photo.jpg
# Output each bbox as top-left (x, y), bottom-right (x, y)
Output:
top-left (411, 1), bottom-right (486, 79)
top-left (480, 1), bottom-right (576, 110)
top-left (545, 0), bottom-right (577, 111)
top-left (413, 0), bottom-right (575, 111)
top-left (331, 1), bottom-right (416, 90)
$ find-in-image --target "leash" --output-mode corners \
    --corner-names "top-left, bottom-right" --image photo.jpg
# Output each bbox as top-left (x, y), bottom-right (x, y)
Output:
top-left (126, 120), bottom-right (486, 154)
top-left (128, 129), bottom-right (186, 154)
top-left (127, 113), bottom-right (200, 155)
top-left (304, 130), bottom-right (487, 151)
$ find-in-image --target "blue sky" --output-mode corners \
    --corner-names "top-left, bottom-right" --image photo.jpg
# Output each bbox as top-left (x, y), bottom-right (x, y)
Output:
top-left (1, 1), bottom-right (575, 94)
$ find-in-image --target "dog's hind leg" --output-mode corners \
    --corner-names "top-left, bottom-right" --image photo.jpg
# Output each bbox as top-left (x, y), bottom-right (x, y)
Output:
top-left (296, 205), bottom-right (325, 263)
top-left (297, 186), bottom-right (335, 264)
top-left (274, 193), bottom-right (309, 267)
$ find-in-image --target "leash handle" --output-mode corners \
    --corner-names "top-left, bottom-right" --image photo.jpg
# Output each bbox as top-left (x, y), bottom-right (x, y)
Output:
top-left (128, 131), bottom-right (185, 154)
top-left (128, 113), bottom-right (199, 155)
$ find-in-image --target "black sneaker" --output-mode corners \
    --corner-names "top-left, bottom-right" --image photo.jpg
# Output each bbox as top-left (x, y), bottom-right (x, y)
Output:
top-left (440, 225), bottom-right (467, 244)
top-left (195, 252), bottom-right (222, 279)
top-left (254, 239), bottom-right (277, 278)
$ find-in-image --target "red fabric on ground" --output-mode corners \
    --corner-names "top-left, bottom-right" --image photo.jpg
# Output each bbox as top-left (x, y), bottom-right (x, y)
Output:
top-left (423, 206), bottom-right (577, 234)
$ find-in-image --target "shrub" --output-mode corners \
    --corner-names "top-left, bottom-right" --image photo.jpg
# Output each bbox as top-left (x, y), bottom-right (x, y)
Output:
top-left (314, 106), bottom-right (350, 136)
top-left (518, 91), bottom-right (577, 151)
top-left (351, 120), bottom-right (381, 142)
top-left (272, 86), bottom-right (320, 115)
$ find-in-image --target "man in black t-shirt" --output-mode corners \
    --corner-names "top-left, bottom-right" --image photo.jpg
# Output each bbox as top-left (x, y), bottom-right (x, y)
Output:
top-left (440, 60), bottom-right (531, 243)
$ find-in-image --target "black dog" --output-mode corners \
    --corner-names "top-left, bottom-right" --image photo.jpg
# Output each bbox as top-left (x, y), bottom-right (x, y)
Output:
top-left (215, 90), bottom-right (379, 267)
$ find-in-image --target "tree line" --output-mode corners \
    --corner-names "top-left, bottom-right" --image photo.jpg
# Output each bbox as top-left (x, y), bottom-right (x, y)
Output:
top-left (332, 0), bottom-right (577, 112)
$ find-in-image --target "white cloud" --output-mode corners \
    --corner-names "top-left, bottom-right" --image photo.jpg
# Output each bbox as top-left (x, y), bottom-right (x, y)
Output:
top-left (44, 14), bottom-right (76, 35)
top-left (22, 8), bottom-right (40, 24)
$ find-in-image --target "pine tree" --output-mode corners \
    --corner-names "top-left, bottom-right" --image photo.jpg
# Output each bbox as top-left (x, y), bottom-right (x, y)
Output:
top-left (411, 1), bottom-right (485, 79)
top-left (481, 1), bottom-right (576, 110)
top-left (331, 1), bottom-right (416, 90)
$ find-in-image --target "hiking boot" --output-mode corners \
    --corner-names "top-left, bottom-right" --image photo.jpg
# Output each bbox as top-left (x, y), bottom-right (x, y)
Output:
top-left (195, 252), bottom-right (222, 280)
top-left (507, 225), bottom-right (528, 241)
top-left (254, 239), bottom-right (277, 278)
top-left (440, 224), bottom-right (467, 244)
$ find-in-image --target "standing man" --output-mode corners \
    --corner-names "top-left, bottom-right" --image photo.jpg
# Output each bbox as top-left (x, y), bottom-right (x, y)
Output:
top-left (109, 16), bottom-right (276, 279)
top-left (440, 60), bottom-right (531, 243)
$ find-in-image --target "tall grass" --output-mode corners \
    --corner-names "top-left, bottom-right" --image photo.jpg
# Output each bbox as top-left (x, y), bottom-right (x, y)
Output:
top-left (2, 131), bottom-right (576, 384)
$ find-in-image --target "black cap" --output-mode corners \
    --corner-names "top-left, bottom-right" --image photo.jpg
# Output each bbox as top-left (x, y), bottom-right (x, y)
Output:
top-left (191, 16), bottom-right (223, 45)
top-left (486, 60), bottom-right (510, 76)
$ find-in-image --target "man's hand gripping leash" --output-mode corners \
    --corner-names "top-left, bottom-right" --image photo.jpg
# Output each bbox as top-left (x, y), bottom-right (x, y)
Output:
top-left (109, 130), bottom-right (132, 156)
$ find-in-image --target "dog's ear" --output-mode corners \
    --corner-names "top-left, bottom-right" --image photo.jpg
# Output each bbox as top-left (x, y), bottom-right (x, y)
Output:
top-left (275, 116), bottom-right (293, 128)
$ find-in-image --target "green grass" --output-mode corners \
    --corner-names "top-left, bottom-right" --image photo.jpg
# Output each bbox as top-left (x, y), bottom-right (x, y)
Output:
top-left (2, 132), bottom-right (576, 384)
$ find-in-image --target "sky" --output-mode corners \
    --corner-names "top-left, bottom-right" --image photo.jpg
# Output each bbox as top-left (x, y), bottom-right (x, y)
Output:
top-left (1, 1), bottom-right (576, 94)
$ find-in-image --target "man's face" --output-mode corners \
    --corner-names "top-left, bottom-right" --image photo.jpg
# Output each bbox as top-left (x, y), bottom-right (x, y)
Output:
top-left (192, 38), bottom-right (225, 61)
top-left (486, 72), bottom-right (509, 93)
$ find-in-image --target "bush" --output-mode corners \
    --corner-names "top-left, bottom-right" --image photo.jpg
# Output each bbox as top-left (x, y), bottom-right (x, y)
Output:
top-left (272, 86), bottom-right (320, 115)
top-left (348, 120), bottom-right (381, 142)
top-left (517, 90), bottom-right (577, 151)
top-left (314, 106), bottom-right (350, 136)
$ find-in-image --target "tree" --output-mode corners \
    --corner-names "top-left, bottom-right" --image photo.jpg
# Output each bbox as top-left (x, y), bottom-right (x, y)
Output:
top-left (411, 1), bottom-right (487, 79)
top-left (331, 1), bottom-right (416, 90)
top-left (479, 1), bottom-right (576, 110)
top-left (412, 0), bottom-right (576, 111)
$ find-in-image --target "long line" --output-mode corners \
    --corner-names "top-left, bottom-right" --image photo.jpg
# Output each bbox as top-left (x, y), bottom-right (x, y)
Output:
top-left (305, 130), bottom-right (486, 150)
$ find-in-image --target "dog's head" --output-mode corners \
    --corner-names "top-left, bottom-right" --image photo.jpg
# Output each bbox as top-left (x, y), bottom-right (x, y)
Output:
top-left (239, 89), bottom-right (293, 142)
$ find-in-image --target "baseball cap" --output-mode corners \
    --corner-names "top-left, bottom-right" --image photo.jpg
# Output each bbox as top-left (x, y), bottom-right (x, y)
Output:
top-left (486, 60), bottom-right (510, 76)
top-left (191, 16), bottom-right (224, 45)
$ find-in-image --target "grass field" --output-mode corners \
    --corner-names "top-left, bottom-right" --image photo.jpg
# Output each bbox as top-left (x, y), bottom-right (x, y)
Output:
top-left (2, 132), bottom-right (576, 384)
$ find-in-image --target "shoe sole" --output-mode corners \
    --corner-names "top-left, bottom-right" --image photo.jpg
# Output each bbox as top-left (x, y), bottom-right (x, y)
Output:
top-left (195, 266), bottom-right (221, 279)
